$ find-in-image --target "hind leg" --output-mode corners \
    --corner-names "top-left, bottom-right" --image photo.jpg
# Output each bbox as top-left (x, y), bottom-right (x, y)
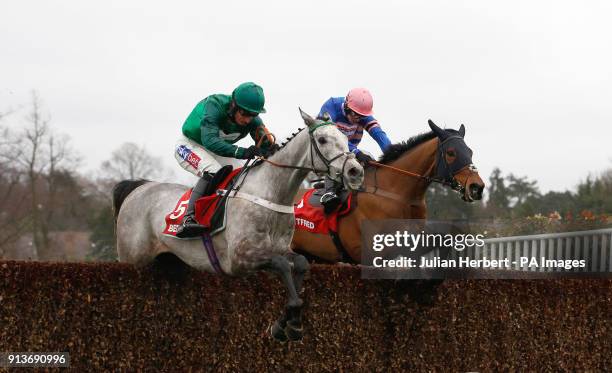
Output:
top-left (117, 240), bottom-right (157, 267)
top-left (116, 214), bottom-right (158, 267)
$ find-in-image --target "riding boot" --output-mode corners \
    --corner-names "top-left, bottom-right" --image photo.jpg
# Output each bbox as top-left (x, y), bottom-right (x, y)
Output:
top-left (319, 176), bottom-right (342, 214)
top-left (176, 173), bottom-right (213, 238)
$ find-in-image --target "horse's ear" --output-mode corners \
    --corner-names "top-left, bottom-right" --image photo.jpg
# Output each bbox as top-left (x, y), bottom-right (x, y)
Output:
top-left (459, 124), bottom-right (465, 137)
top-left (299, 108), bottom-right (316, 128)
top-left (428, 119), bottom-right (447, 139)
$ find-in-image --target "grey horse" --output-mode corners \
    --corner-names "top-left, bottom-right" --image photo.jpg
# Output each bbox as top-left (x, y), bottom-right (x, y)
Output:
top-left (113, 110), bottom-right (364, 341)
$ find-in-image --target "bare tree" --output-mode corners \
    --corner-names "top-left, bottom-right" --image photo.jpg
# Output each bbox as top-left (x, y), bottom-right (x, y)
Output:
top-left (2, 91), bottom-right (79, 259)
top-left (0, 107), bottom-right (15, 122)
top-left (0, 107), bottom-right (31, 254)
top-left (100, 142), bottom-right (165, 181)
top-left (0, 107), bottom-right (16, 166)
top-left (0, 168), bottom-right (30, 255)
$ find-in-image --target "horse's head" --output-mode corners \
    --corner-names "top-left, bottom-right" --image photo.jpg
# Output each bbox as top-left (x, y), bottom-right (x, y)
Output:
top-left (299, 109), bottom-right (364, 190)
top-left (428, 120), bottom-right (485, 202)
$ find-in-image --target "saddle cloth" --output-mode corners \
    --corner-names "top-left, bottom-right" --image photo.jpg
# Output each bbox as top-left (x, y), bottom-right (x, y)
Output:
top-left (163, 168), bottom-right (242, 238)
top-left (293, 188), bottom-right (354, 234)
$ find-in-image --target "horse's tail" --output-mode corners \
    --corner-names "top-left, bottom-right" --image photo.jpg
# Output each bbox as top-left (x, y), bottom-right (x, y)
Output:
top-left (112, 179), bottom-right (150, 221)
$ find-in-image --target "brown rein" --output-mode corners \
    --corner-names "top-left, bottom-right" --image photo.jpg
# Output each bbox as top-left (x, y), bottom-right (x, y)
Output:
top-left (253, 129), bottom-right (350, 175)
top-left (255, 126), bottom-right (276, 148)
top-left (254, 128), bottom-right (314, 172)
top-left (257, 157), bottom-right (314, 172)
top-left (367, 160), bottom-right (433, 182)
top-left (366, 159), bottom-right (470, 202)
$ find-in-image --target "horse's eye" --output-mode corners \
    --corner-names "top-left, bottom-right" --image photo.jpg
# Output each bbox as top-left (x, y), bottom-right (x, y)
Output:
top-left (447, 150), bottom-right (456, 157)
top-left (317, 137), bottom-right (327, 145)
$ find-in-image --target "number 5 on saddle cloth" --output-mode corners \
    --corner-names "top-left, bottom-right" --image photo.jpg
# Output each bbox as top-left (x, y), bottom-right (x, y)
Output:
top-left (163, 165), bottom-right (241, 238)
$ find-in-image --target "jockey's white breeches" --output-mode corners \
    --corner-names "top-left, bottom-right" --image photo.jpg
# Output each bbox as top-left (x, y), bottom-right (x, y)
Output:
top-left (174, 136), bottom-right (243, 177)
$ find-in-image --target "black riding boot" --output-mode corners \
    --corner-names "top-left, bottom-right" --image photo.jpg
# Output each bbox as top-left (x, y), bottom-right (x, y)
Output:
top-left (319, 176), bottom-right (342, 214)
top-left (176, 173), bottom-right (213, 238)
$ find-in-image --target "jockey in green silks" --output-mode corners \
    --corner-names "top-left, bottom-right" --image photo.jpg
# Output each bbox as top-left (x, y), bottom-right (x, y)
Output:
top-left (174, 82), bottom-right (276, 238)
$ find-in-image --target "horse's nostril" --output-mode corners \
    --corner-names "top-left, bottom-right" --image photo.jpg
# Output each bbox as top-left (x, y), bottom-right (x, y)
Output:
top-left (348, 167), bottom-right (360, 177)
top-left (469, 184), bottom-right (484, 199)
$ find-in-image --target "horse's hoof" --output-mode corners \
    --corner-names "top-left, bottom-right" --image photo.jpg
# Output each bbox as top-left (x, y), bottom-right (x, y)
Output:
top-left (271, 321), bottom-right (288, 343)
top-left (285, 322), bottom-right (303, 341)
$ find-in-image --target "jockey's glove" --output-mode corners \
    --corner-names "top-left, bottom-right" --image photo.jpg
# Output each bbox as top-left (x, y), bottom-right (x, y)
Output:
top-left (356, 151), bottom-right (374, 164)
top-left (263, 143), bottom-right (281, 157)
top-left (240, 145), bottom-right (263, 159)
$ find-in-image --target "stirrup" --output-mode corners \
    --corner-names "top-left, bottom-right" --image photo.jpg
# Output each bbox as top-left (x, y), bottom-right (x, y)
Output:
top-left (320, 192), bottom-right (339, 204)
top-left (176, 216), bottom-right (207, 238)
top-left (321, 193), bottom-right (341, 214)
top-left (313, 181), bottom-right (325, 189)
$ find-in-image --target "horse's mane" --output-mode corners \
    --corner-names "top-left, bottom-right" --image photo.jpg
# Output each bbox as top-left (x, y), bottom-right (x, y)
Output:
top-left (279, 127), bottom-right (304, 149)
top-left (257, 127), bottom-right (304, 158)
top-left (379, 128), bottom-right (464, 164)
top-left (378, 131), bottom-right (437, 164)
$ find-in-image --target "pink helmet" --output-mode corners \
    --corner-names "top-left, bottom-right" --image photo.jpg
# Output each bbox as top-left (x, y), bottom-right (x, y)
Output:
top-left (345, 88), bottom-right (374, 116)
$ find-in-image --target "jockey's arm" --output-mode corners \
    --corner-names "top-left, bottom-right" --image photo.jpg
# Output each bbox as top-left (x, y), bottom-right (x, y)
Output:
top-left (249, 120), bottom-right (275, 149)
top-left (317, 97), bottom-right (336, 120)
top-left (365, 120), bottom-right (392, 152)
top-left (200, 104), bottom-right (243, 158)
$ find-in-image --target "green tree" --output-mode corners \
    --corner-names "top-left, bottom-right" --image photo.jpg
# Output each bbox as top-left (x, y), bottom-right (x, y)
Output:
top-left (507, 174), bottom-right (540, 206)
top-left (485, 167), bottom-right (510, 218)
top-left (507, 173), bottom-right (541, 217)
top-left (87, 203), bottom-right (117, 261)
top-left (575, 169), bottom-right (612, 213)
top-left (521, 190), bottom-right (576, 216)
top-left (425, 182), bottom-right (481, 220)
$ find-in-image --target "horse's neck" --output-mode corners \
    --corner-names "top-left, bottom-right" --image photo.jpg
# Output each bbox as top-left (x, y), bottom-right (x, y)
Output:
top-left (367, 138), bottom-right (438, 203)
top-left (240, 129), bottom-right (310, 205)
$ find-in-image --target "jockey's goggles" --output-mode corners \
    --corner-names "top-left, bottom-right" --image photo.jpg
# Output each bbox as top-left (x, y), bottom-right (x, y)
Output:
top-left (345, 106), bottom-right (365, 119)
top-left (239, 108), bottom-right (259, 118)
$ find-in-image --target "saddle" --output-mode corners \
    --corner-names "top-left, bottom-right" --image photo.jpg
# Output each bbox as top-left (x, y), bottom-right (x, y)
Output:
top-left (163, 166), bottom-right (242, 238)
top-left (307, 183), bottom-right (352, 211)
top-left (294, 188), bottom-right (355, 235)
top-left (294, 187), bottom-right (358, 263)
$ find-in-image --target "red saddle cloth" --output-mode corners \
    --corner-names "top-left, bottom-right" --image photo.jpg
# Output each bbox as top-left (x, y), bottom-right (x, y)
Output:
top-left (293, 189), bottom-right (353, 234)
top-left (163, 168), bottom-right (242, 237)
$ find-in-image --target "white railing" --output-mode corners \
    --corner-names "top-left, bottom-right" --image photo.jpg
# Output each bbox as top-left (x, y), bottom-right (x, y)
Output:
top-left (447, 228), bottom-right (612, 272)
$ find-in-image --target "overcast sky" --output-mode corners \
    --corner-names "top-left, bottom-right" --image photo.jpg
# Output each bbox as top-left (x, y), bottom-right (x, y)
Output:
top-left (1, 0), bottom-right (611, 192)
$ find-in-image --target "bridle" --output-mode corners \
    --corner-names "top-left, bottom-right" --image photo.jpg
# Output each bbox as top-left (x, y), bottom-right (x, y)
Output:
top-left (431, 135), bottom-right (476, 194)
top-left (212, 121), bottom-right (355, 218)
top-left (256, 121), bottom-right (354, 183)
top-left (368, 135), bottom-right (477, 199)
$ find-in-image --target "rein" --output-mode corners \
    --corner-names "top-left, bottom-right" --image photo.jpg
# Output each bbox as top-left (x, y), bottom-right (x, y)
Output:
top-left (368, 161), bottom-right (432, 182)
top-left (220, 120), bottom-right (353, 214)
top-left (255, 122), bottom-right (353, 181)
top-left (367, 161), bottom-right (461, 191)
top-left (255, 126), bottom-right (276, 148)
top-left (366, 135), bottom-right (469, 195)
top-left (258, 157), bottom-right (323, 173)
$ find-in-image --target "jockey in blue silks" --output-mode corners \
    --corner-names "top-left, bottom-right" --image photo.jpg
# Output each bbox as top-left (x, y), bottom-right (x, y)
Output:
top-left (316, 88), bottom-right (392, 213)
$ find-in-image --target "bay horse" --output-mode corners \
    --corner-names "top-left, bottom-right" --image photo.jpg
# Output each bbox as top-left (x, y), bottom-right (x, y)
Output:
top-left (113, 110), bottom-right (364, 342)
top-left (291, 120), bottom-right (485, 263)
